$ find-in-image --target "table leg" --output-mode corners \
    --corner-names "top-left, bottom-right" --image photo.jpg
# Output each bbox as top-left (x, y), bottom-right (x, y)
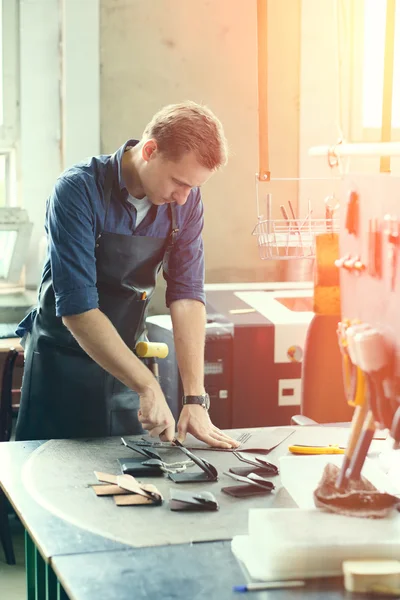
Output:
top-left (57, 581), bottom-right (69, 599)
top-left (34, 542), bottom-right (46, 600)
top-left (46, 562), bottom-right (58, 600)
top-left (25, 530), bottom-right (36, 600)
top-left (25, 529), bottom-right (64, 600)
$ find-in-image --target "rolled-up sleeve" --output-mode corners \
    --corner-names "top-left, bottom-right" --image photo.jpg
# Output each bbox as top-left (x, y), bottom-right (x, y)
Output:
top-left (164, 188), bottom-right (205, 307)
top-left (46, 174), bottom-right (99, 317)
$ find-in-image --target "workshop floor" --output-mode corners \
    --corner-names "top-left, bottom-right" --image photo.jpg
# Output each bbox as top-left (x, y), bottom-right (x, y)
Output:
top-left (0, 516), bottom-right (26, 599)
top-left (1, 419), bottom-right (26, 599)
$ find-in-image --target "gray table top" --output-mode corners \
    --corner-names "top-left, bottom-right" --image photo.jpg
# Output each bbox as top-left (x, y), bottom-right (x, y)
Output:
top-left (52, 544), bottom-right (345, 600)
top-left (0, 440), bottom-right (131, 561)
top-left (0, 428), bottom-right (352, 599)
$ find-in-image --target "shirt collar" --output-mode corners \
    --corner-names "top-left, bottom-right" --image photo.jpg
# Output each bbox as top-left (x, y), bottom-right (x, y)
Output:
top-left (115, 139), bottom-right (139, 192)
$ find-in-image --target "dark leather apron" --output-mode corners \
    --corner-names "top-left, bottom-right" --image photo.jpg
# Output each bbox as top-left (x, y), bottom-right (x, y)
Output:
top-left (15, 159), bottom-right (178, 441)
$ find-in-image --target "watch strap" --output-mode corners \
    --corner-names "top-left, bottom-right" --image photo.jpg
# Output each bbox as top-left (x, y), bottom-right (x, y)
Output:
top-left (182, 393), bottom-right (210, 409)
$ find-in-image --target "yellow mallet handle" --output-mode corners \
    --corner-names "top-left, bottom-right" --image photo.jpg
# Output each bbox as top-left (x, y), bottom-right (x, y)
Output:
top-left (135, 341), bottom-right (169, 359)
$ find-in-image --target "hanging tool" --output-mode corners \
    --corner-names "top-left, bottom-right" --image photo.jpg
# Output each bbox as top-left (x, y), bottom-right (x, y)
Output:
top-left (344, 190), bottom-right (359, 235)
top-left (390, 406), bottom-right (400, 449)
top-left (342, 329), bottom-right (391, 485)
top-left (383, 214), bottom-right (399, 292)
top-left (324, 195), bottom-right (340, 232)
top-left (336, 321), bottom-right (367, 410)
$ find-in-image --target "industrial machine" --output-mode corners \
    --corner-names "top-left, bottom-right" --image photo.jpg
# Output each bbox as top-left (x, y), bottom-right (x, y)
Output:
top-left (146, 282), bottom-right (314, 429)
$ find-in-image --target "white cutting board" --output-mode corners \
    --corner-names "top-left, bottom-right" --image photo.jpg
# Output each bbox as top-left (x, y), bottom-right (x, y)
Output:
top-left (232, 508), bottom-right (400, 581)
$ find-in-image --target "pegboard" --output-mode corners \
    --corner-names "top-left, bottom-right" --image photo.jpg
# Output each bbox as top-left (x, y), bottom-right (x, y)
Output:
top-left (339, 173), bottom-right (400, 377)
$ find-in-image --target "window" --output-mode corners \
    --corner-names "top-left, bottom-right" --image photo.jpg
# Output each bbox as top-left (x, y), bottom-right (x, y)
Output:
top-left (350, 0), bottom-right (400, 141)
top-left (0, 0), bottom-right (19, 206)
top-left (363, 0), bottom-right (400, 129)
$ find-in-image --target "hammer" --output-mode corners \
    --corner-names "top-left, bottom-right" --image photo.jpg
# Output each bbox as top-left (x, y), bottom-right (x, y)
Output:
top-left (135, 341), bottom-right (169, 381)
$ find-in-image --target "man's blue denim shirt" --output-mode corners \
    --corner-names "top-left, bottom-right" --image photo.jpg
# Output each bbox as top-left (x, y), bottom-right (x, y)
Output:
top-left (17, 140), bottom-right (205, 336)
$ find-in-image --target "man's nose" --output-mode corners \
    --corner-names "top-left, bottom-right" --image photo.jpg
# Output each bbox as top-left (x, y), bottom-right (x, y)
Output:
top-left (173, 190), bottom-right (190, 206)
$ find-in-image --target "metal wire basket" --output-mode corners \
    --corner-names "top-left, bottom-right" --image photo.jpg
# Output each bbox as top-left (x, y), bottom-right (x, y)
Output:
top-left (252, 217), bottom-right (340, 260)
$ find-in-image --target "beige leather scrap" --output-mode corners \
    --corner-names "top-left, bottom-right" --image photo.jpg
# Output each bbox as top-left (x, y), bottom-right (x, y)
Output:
top-left (92, 471), bottom-right (163, 506)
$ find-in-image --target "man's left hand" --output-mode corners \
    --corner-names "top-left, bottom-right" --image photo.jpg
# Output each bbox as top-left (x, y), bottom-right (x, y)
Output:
top-left (176, 405), bottom-right (240, 449)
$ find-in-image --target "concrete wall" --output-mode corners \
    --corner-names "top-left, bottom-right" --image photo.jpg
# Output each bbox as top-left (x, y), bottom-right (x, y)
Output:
top-left (100, 0), bottom-right (301, 284)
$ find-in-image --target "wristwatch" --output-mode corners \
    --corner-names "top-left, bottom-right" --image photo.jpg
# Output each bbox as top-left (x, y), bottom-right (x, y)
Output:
top-left (182, 393), bottom-right (210, 411)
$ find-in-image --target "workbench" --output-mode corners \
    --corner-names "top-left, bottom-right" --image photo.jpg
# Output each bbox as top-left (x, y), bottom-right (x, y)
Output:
top-left (0, 427), bottom-right (363, 600)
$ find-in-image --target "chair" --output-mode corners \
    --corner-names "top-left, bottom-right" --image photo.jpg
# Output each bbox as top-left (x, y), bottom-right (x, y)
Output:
top-left (0, 348), bottom-right (23, 565)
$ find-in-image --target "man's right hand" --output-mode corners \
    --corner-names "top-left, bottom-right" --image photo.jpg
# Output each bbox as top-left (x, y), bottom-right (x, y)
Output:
top-left (137, 382), bottom-right (175, 441)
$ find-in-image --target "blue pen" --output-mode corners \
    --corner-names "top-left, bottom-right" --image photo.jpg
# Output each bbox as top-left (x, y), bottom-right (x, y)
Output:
top-left (234, 580), bottom-right (305, 592)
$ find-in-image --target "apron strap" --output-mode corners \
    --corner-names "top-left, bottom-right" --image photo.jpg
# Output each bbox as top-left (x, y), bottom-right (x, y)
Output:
top-left (170, 203), bottom-right (179, 244)
top-left (101, 154), bottom-right (180, 245)
top-left (100, 159), bottom-right (115, 236)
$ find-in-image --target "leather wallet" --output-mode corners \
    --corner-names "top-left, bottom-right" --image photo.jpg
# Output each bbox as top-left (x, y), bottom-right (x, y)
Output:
top-left (222, 485), bottom-right (273, 498)
top-left (221, 471), bottom-right (275, 498)
top-left (168, 439), bottom-right (218, 483)
top-left (118, 458), bottom-right (164, 478)
top-left (93, 471), bottom-right (163, 506)
top-left (229, 466), bottom-right (273, 477)
top-left (169, 489), bottom-right (219, 511)
top-left (120, 437), bottom-right (162, 461)
top-left (233, 451), bottom-right (279, 475)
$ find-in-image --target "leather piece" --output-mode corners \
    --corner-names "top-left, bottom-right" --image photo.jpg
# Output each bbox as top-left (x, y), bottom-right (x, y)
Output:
top-left (229, 466), bottom-right (273, 477)
top-left (118, 459), bottom-right (164, 478)
top-left (221, 485), bottom-right (274, 498)
top-left (169, 471), bottom-right (216, 484)
top-left (169, 490), bottom-right (219, 512)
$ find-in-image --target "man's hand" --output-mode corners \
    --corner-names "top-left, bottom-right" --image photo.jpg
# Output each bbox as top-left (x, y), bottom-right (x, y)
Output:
top-left (138, 383), bottom-right (175, 441)
top-left (177, 405), bottom-right (240, 449)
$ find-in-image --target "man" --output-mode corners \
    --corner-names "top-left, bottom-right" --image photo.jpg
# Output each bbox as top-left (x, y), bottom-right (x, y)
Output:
top-left (15, 101), bottom-right (238, 449)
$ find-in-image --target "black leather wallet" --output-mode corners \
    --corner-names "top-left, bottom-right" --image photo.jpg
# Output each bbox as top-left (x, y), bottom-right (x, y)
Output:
top-left (121, 437), bottom-right (162, 461)
top-left (118, 458), bottom-right (164, 477)
top-left (168, 440), bottom-right (218, 483)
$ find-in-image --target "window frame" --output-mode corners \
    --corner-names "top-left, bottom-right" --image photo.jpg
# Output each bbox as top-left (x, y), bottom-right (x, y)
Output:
top-left (0, 0), bottom-right (19, 206)
top-left (350, 0), bottom-right (400, 143)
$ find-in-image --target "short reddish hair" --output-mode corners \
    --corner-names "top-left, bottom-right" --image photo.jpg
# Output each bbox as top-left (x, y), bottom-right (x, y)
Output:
top-left (143, 101), bottom-right (228, 170)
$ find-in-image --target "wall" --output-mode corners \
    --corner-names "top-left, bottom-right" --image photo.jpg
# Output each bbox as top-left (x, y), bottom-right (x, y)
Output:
top-left (100, 0), bottom-right (301, 284)
top-left (19, 0), bottom-right (100, 287)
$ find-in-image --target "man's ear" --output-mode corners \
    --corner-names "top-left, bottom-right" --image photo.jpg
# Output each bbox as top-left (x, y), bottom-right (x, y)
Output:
top-left (142, 139), bottom-right (158, 162)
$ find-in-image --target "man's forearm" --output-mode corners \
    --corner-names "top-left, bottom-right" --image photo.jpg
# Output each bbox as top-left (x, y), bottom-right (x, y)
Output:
top-left (170, 299), bottom-right (206, 395)
top-left (62, 308), bottom-right (155, 393)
